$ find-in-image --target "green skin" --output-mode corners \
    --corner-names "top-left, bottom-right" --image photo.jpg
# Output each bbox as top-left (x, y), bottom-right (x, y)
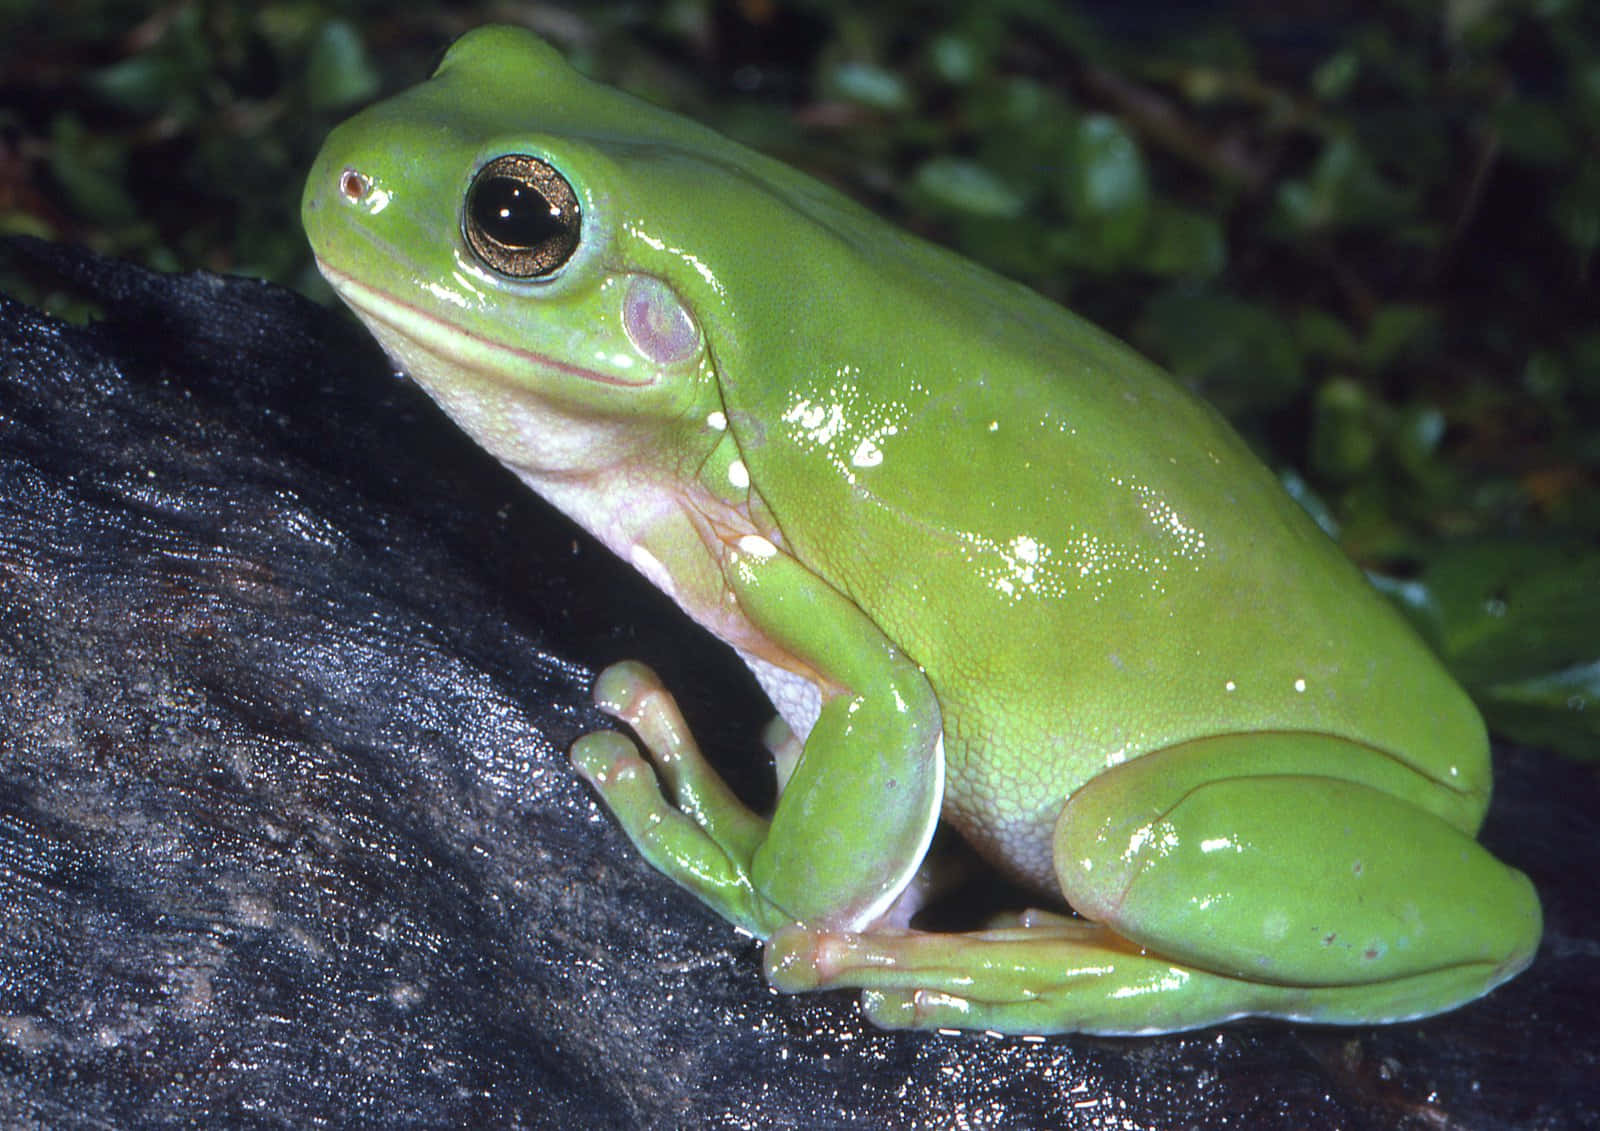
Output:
top-left (302, 26), bottom-right (1541, 1035)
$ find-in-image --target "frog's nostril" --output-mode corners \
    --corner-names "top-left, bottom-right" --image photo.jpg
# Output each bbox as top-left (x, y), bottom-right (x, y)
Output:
top-left (340, 168), bottom-right (369, 201)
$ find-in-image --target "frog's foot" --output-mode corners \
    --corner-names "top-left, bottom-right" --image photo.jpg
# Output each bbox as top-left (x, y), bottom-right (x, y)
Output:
top-left (571, 661), bottom-right (788, 937)
top-left (763, 918), bottom-right (1261, 1035)
top-left (764, 919), bottom-right (1509, 1036)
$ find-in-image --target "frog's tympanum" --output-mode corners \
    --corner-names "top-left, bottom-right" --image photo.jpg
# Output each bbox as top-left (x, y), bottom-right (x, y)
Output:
top-left (303, 26), bottom-right (1540, 1034)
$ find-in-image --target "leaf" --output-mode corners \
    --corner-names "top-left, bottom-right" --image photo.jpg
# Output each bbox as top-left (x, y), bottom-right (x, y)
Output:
top-left (306, 21), bottom-right (380, 112)
top-left (822, 62), bottom-right (911, 112)
top-left (1138, 287), bottom-right (1305, 413)
top-left (1137, 203), bottom-right (1226, 277)
top-left (1420, 540), bottom-right (1600, 691)
top-left (1372, 538), bottom-right (1600, 759)
top-left (1059, 114), bottom-right (1149, 255)
top-left (1481, 660), bottom-right (1600, 761)
top-left (912, 158), bottom-right (1026, 218)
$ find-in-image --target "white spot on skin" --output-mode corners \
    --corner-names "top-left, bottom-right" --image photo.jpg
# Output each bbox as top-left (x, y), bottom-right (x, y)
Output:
top-left (1224, 680), bottom-right (1237, 692)
top-left (728, 459), bottom-right (749, 489)
top-left (950, 485), bottom-right (1209, 604)
top-left (851, 438), bottom-right (885, 467)
top-left (1112, 475), bottom-right (1207, 556)
top-left (784, 399), bottom-right (847, 444)
top-left (1294, 678), bottom-right (1307, 693)
top-left (737, 534), bottom-right (777, 559)
top-left (779, 373), bottom-right (905, 486)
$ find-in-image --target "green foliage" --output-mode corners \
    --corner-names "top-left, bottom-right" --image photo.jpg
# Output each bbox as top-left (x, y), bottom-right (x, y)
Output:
top-left (1, 1), bottom-right (404, 279)
top-left (3, 0), bottom-right (1595, 756)
top-left (1378, 540), bottom-right (1600, 761)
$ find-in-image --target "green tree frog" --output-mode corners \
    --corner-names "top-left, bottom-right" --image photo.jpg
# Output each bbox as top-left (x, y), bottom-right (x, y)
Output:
top-left (302, 26), bottom-right (1540, 1035)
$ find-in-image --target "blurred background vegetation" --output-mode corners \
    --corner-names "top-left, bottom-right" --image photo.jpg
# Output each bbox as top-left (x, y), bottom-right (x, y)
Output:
top-left (1, 0), bottom-right (1595, 759)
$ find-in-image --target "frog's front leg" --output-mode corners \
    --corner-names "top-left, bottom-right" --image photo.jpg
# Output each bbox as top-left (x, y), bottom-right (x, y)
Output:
top-left (768, 734), bottom-right (1541, 1035)
top-left (572, 534), bottom-right (944, 939)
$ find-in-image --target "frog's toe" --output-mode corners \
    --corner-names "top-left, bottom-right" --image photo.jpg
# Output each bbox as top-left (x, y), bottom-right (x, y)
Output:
top-left (766, 925), bottom-right (943, 1024)
top-left (767, 928), bottom-right (1045, 1031)
top-left (765, 924), bottom-right (930, 992)
top-left (570, 729), bottom-right (688, 840)
top-left (764, 923), bottom-right (845, 991)
top-left (570, 729), bottom-right (655, 795)
top-left (587, 662), bottom-right (771, 860)
top-left (591, 661), bottom-right (677, 744)
top-left (859, 988), bottom-right (975, 1030)
top-left (589, 660), bottom-right (713, 786)
top-left (571, 729), bottom-right (776, 934)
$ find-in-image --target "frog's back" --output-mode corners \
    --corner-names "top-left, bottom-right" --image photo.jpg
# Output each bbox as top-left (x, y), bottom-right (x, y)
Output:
top-left (717, 225), bottom-right (1486, 882)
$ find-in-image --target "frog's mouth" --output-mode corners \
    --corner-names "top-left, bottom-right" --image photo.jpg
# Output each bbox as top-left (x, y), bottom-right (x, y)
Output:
top-left (314, 259), bottom-right (655, 390)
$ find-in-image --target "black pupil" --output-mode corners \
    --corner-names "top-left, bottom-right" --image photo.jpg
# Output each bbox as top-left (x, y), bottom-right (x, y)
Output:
top-left (474, 176), bottom-right (564, 249)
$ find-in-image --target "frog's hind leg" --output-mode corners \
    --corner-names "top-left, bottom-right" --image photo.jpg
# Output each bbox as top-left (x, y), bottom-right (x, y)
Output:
top-left (768, 919), bottom-right (1266, 1034)
top-left (766, 733), bottom-right (1540, 1035)
top-left (765, 916), bottom-right (1522, 1034)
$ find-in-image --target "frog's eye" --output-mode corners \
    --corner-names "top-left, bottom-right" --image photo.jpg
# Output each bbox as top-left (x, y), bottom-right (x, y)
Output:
top-left (463, 154), bottom-right (582, 279)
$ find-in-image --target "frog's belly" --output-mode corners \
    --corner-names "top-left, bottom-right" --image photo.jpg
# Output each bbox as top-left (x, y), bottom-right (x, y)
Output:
top-left (940, 729), bottom-right (1066, 894)
top-left (737, 649), bottom-right (823, 742)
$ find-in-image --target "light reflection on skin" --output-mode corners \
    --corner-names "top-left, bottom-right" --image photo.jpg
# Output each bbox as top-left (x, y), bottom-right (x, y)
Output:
top-left (1116, 476), bottom-right (1208, 556)
top-left (625, 223), bottom-right (728, 297)
top-left (434, 274), bottom-right (480, 309)
top-left (779, 369), bottom-right (898, 487)
top-left (1109, 966), bottom-right (1190, 1000)
top-left (950, 514), bottom-right (1203, 603)
top-left (778, 382), bottom-right (1214, 603)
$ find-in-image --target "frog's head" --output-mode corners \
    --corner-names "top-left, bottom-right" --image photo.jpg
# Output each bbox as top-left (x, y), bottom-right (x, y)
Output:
top-left (304, 27), bottom-right (710, 478)
top-left (303, 25), bottom-right (888, 480)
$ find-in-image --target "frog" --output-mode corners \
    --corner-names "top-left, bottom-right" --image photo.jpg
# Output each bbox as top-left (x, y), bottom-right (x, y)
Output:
top-left (301, 25), bottom-right (1540, 1035)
